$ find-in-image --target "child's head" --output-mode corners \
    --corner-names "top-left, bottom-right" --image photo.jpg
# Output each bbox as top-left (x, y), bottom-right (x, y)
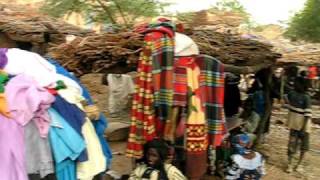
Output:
top-left (143, 139), bottom-right (168, 168)
top-left (232, 134), bottom-right (252, 155)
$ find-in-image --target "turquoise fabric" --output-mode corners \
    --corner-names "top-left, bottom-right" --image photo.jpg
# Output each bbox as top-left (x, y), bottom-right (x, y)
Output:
top-left (48, 108), bottom-right (86, 180)
top-left (47, 57), bottom-right (112, 168)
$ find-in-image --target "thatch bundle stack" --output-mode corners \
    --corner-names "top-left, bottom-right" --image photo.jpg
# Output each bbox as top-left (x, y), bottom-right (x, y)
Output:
top-left (48, 28), bottom-right (280, 76)
top-left (190, 30), bottom-right (281, 66)
top-left (180, 10), bottom-right (246, 34)
top-left (0, 3), bottom-right (92, 46)
top-left (48, 32), bottom-right (143, 76)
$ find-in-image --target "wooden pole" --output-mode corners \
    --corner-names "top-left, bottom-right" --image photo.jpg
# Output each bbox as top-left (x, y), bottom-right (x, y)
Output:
top-left (280, 73), bottom-right (286, 104)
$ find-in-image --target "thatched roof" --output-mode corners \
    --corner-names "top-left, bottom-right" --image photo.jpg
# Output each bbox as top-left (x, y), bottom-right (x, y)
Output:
top-left (271, 38), bottom-right (320, 66)
top-left (189, 30), bottom-right (281, 67)
top-left (178, 10), bottom-right (246, 34)
top-left (48, 28), bottom-right (280, 76)
top-left (0, 3), bottom-right (92, 46)
top-left (277, 51), bottom-right (320, 66)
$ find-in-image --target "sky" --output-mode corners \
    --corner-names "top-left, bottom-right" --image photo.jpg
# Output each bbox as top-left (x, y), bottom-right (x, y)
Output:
top-left (161, 0), bottom-right (306, 25)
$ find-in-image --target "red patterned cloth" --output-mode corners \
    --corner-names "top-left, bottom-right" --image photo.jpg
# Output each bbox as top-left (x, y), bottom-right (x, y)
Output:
top-left (126, 21), bottom-right (175, 158)
top-left (173, 55), bottom-right (226, 147)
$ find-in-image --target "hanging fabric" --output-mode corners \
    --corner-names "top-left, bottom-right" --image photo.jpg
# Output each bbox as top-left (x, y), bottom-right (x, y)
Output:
top-left (126, 19), bottom-right (175, 158)
top-left (107, 74), bottom-right (135, 115)
top-left (47, 57), bottom-right (112, 168)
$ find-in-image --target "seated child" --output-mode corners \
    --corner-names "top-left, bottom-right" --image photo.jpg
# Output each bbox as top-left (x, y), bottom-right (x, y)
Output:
top-left (225, 134), bottom-right (265, 180)
top-left (129, 139), bottom-right (186, 180)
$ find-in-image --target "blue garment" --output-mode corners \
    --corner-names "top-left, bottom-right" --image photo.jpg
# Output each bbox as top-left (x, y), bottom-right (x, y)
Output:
top-left (48, 108), bottom-right (86, 180)
top-left (47, 57), bottom-right (112, 167)
top-left (252, 90), bottom-right (265, 117)
top-left (52, 95), bottom-right (88, 162)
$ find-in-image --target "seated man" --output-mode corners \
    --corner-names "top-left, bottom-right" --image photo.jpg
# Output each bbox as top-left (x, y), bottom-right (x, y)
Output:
top-left (129, 139), bottom-right (186, 180)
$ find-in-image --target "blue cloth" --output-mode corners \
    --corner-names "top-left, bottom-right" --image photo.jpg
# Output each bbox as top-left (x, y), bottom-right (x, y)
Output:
top-left (232, 134), bottom-right (251, 155)
top-left (48, 108), bottom-right (86, 180)
top-left (52, 95), bottom-right (88, 162)
top-left (47, 57), bottom-right (112, 167)
top-left (252, 90), bottom-right (265, 117)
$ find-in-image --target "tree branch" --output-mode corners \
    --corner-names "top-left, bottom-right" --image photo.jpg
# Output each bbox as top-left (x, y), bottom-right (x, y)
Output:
top-left (95, 0), bottom-right (117, 24)
top-left (110, 0), bottom-right (130, 28)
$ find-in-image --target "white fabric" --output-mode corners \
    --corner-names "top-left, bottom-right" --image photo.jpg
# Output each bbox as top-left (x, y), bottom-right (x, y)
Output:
top-left (108, 74), bottom-right (135, 114)
top-left (77, 118), bottom-right (106, 180)
top-left (174, 33), bottom-right (199, 56)
top-left (232, 152), bottom-right (263, 170)
top-left (56, 74), bottom-right (85, 108)
top-left (4, 48), bottom-right (57, 87)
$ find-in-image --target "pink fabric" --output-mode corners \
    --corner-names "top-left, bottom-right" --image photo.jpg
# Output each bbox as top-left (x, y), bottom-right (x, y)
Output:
top-left (0, 74), bottom-right (55, 180)
top-left (5, 74), bottom-right (55, 137)
top-left (0, 116), bottom-right (27, 180)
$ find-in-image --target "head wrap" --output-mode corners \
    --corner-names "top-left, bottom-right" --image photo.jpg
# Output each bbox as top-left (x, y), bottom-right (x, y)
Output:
top-left (232, 134), bottom-right (251, 155)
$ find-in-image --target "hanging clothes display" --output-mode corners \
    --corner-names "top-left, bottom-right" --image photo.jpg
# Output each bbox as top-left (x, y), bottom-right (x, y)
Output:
top-left (127, 19), bottom-right (175, 158)
top-left (0, 48), bottom-right (112, 180)
top-left (0, 74), bottom-right (55, 180)
top-left (127, 19), bottom-right (226, 179)
top-left (48, 108), bottom-right (86, 180)
top-left (47, 57), bottom-right (112, 167)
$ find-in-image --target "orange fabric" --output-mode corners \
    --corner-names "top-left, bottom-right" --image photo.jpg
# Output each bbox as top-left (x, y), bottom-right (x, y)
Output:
top-left (0, 93), bottom-right (11, 118)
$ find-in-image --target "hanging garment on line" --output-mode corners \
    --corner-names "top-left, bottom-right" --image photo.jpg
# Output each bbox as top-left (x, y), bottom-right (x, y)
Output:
top-left (25, 121), bottom-right (54, 178)
top-left (47, 57), bottom-right (112, 168)
top-left (48, 108), bottom-right (86, 180)
top-left (107, 74), bottom-right (135, 114)
top-left (170, 55), bottom-right (225, 179)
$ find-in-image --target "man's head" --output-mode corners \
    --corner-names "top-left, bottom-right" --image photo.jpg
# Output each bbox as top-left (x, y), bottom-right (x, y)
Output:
top-left (143, 139), bottom-right (168, 167)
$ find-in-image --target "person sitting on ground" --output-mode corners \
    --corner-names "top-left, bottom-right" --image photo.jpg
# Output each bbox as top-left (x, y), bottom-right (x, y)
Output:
top-left (129, 139), bottom-right (186, 180)
top-left (284, 76), bottom-right (312, 173)
top-left (225, 134), bottom-right (265, 180)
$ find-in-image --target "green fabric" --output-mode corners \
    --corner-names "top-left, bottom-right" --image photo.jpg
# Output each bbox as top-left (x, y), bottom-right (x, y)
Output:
top-left (0, 73), bottom-right (9, 93)
top-left (55, 80), bottom-right (67, 90)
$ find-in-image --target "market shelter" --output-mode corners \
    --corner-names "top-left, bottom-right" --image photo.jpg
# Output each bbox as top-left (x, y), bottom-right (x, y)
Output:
top-left (124, 19), bottom-right (281, 180)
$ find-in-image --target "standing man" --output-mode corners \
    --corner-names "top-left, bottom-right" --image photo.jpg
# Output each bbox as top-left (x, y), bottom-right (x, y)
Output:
top-left (285, 76), bottom-right (312, 173)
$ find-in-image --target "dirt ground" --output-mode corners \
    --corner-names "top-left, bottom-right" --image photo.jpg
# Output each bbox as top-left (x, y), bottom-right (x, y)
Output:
top-left (108, 106), bottom-right (320, 180)
top-left (80, 74), bottom-right (320, 180)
